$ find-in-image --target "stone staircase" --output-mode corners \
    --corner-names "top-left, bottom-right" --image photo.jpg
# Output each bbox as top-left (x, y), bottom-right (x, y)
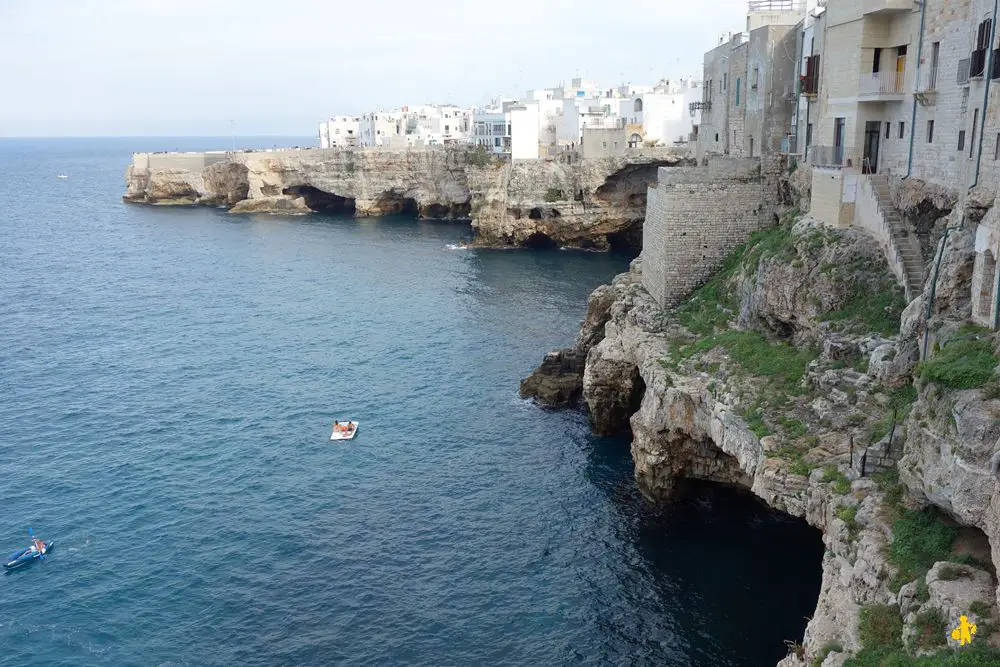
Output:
top-left (868, 174), bottom-right (925, 300)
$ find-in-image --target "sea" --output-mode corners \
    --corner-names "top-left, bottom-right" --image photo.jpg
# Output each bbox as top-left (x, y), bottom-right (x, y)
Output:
top-left (0, 137), bottom-right (823, 666)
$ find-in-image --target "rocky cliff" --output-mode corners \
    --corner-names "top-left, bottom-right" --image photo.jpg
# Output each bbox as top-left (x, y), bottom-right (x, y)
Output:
top-left (124, 147), bottom-right (690, 251)
top-left (524, 207), bottom-right (1000, 665)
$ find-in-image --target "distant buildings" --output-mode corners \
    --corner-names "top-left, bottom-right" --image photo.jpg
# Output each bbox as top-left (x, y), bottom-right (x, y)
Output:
top-left (315, 77), bottom-right (703, 160)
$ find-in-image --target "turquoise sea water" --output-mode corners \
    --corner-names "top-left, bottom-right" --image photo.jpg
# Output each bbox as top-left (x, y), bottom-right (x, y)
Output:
top-left (0, 138), bottom-right (823, 666)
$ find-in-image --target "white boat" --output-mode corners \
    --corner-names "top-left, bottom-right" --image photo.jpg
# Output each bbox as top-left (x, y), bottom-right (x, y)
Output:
top-left (330, 421), bottom-right (359, 441)
top-left (57, 174), bottom-right (68, 179)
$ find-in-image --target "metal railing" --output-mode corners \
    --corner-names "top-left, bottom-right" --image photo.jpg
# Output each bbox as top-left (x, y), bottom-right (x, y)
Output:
top-left (859, 71), bottom-right (905, 96)
top-left (748, 0), bottom-right (803, 11)
top-left (581, 117), bottom-right (626, 130)
top-left (914, 65), bottom-right (939, 92)
top-left (779, 134), bottom-right (800, 155)
top-left (808, 145), bottom-right (860, 168)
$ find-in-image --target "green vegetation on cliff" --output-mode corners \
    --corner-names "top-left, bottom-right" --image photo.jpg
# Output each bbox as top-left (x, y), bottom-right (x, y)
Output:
top-left (919, 327), bottom-right (998, 390)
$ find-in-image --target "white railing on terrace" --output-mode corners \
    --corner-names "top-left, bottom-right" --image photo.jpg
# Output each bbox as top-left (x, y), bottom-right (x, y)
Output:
top-left (859, 71), bottom-right (905, 96)
top-left (581, 118), bottom-right (627, 130)
top-left (914, 65), bottom-right (939, 92)
top-left (809, 145), bottom-right (860, 168)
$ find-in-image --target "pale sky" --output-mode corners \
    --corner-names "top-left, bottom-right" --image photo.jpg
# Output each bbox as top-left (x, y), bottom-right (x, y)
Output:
top-left (0, 0), bottom-right (749, 137)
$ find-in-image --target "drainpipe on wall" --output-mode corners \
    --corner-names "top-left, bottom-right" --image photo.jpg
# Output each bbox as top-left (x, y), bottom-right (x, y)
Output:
top-left (971, 0), bottom-right (1000, 188)
top-left (906, 0), bottom-right (928, 178)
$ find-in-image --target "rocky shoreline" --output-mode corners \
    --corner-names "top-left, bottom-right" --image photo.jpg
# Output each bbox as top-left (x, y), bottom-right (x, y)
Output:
top-left (522, 211), bottom-right (1000, 665)
top-left (123, 146), bottom-right (691, 251)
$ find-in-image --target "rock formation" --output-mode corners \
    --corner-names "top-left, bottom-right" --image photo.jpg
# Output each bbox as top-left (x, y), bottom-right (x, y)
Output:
top-left (124, 146), bottom-right (691, 251)
top-left (525, 209), bottom-right (1000, 665)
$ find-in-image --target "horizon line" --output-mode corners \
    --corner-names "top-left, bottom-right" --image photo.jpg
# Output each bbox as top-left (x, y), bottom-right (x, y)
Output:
top-left (0, 134), bottom-right (316, 140)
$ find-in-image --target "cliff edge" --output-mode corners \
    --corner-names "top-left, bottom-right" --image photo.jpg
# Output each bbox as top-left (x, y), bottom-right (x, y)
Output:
top-left (525, 207), bottom-right (1000, 666)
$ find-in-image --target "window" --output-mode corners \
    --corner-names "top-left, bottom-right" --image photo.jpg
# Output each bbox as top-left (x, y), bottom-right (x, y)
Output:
top-left (736, 78), bottom-right (741, 106)
top-left (930, 42), bottom-right (940, 89)
top-left (995, 133), bottom-right (999, 160)
top-left (970, 109), bottom-right (979, 158)
top-left (494, 138), bottom-right (501, 148)
top-left (899, 122), bottom-right (905, 139)
top-left (806, 123), bottom-right (813, 151)
top-left (724, 73), bottom-right (728, 91)
top-left (602, 141), bottom-right (607, 149)
top-left (715, 133), bottom-right (720, 142)
top-left (873, 48), bottom-right (882, 73)
top-left (927, 119), bottom-right (934, 143)
top-left (752, 66), bottom-right (760, 88)
top-left (958, 130), bottom-right (966, 151)
top-left (885, 122), bottom-right (891, 140)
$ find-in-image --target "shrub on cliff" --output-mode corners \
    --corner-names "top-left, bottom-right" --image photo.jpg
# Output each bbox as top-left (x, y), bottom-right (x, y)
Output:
top-left (919, 332), bottom-right (998, 390)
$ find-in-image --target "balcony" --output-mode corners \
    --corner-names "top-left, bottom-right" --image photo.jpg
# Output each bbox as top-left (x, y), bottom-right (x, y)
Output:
top-left (858, 71), bottom-right (906, 101)
top-left (809, 145), bottom-right (860, 169)
top-left (862, 0), bottom-right (913, 15)
top-left (779, 134), bottom-right (800, 155)
top-left (689, 101), bottom-right (711, 113)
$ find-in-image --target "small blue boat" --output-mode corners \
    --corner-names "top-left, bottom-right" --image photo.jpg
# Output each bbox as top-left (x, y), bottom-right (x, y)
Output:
top-left (4, 540), bottom-right (53, 570)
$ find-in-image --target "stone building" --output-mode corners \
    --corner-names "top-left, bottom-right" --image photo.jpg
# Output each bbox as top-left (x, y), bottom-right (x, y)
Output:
top-left (801, 0), bottom-right (1000, 324)
top-left (695, 2), bottom-right (804, 162)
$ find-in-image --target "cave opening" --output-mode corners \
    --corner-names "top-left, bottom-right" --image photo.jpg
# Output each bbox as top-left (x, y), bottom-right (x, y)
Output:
top-left (529, 207), bottom-right (543, 220)
top-left (523, 232), bottom-right (558, 250)
top-left (606, 223), bottom-right (643, 257)
top-left (282, 185), bottom-right (356, 214)
top-left (634, 478), bottom-right (825, 666)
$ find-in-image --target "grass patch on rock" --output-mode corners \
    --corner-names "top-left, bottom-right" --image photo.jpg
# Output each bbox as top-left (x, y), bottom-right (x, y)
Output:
top-left (919, 329), bottom-right (998, 390)
top-left (888, 507), bottom-right (958, 592)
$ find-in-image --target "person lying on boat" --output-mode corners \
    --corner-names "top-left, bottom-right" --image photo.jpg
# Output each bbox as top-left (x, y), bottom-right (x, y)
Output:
top-left (30, 538), bottom-right (43, 553)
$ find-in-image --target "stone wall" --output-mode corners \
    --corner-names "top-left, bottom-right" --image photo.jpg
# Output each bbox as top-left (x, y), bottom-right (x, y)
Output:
top-left (641, 156), bottom-right (775, 308)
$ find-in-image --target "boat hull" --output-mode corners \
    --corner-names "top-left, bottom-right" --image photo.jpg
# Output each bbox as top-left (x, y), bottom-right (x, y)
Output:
top-left (4, 541), bottom-right (54, 570)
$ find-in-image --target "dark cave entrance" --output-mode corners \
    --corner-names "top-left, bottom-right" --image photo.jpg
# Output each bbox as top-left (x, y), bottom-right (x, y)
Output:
top-left (282, 186), bottom-right (356, 214)
top-left (606, 223), bottom-right (643, 257)
top-left (524, 232), bottom-right (559, 250)
top-left (399, 197), bottom-right (419, 216)
top-left (635, 478), bottom-right (825, 666)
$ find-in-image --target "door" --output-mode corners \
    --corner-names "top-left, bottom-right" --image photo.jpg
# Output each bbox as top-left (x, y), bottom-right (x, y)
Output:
top-left (895, 45), bottom-right (907, 92)
top-left (863, 121), bottom-right (880, 173)
top-left (834, 117), bottom-right (846, 165)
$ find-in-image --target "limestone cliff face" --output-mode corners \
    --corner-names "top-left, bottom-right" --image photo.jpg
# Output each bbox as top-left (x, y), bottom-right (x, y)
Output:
top-left (469, 154), bottom-right (693, 250)
top-left (527, 216), bottom-right (1000, 665)
top-left (124, 147), bottom-right (691, 250)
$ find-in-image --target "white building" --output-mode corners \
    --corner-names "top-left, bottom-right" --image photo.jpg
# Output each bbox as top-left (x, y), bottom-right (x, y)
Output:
top-left (357, 111), bottom-right (403, 147)
top-left (471, 108), bottom-right (511, 154)
top-left (319, 115), bottom-right (360, 148)
top-left (510, 102), bottom-right (541, 160)
top-left (634, 79), bottom-right (703, 147)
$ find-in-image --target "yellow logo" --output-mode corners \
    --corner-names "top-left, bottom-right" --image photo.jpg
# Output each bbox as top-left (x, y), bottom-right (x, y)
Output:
top-left (951, 615), bottom-right (977, 646)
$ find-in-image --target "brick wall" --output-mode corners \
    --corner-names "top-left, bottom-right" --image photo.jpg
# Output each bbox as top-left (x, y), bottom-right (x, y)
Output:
top-left (642, 157), bottom-right (774, 308)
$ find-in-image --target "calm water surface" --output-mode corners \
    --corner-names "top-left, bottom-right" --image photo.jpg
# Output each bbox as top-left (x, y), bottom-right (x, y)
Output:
top-left (0, 138), bottom-right (822, 666)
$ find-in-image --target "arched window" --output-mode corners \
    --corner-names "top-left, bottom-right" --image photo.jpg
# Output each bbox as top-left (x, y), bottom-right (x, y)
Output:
top-left (634, 98), bottom-right (643, 112)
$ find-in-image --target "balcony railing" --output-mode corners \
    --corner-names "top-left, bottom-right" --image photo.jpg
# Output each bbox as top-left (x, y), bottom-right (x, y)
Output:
top-left (859, 71), bottom-right (905, 96)
top-left (779, 134), bottom-right (800, 155)
top-left (689, 101), bottom-right (711, 112)
top-left (809, 145), bottom-right (860, 169)
top-left (914, 65), bottom-right (939, 92)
